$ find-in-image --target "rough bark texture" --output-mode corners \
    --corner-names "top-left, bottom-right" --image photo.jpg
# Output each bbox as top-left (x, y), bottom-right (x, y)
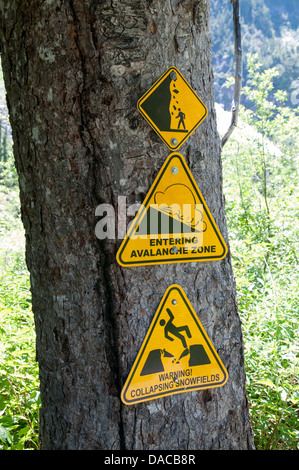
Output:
top-left (0, 0), bottom-right (254, 450)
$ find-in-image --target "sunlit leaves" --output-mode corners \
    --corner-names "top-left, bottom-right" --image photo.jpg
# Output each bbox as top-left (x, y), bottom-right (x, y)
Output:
top-left (222, 54), bottom-right (299, 450)
top-left (0, 251), bottom-right (40, 450)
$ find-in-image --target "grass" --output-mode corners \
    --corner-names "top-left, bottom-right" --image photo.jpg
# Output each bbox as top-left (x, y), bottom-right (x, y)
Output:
top-left (0, 254), bottom-right (40, 450)
top-left (228, 234), bottom-right (299, 449)
top-left (0, 185), bottom-right (40, 449)
top-left (0, 245), bottom-right (40, 449)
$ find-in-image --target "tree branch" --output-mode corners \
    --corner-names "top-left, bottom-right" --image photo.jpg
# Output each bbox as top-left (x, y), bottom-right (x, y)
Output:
top-left (221, 0), bottom-right (242, 148)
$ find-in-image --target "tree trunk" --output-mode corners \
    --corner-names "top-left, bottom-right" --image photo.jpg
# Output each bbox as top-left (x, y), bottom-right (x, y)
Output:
top-left (0, 0), bottom-right (254, 450)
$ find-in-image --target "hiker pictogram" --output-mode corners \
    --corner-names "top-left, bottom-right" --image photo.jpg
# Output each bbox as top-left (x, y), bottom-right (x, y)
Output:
top-left (176, 109), bottom-right (186, 130)
top-left (137, 67), bottom-right (207, 150)
top-left (116, 153), bottom-right (227, 267)
top-left (121, 285), bottom-right (228, 405)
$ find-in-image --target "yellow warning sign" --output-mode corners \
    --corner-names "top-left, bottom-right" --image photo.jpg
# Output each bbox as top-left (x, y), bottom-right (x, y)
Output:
top-left (116, 153), bottom-right (227, 267)
top-left (138, 67), bottom-right (208, 150)
top-left (121, 285), bottom-right (228, 405)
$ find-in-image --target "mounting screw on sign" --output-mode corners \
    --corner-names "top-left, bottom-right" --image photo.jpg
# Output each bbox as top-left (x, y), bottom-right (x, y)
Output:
top-left (169, 71), bottom-right (177, 81)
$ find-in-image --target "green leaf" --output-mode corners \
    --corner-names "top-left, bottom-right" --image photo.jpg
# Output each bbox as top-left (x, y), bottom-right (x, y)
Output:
top-left (0, 425), bottom-right (12, 444)
top-left (256, 379), bottom-right (279, 390)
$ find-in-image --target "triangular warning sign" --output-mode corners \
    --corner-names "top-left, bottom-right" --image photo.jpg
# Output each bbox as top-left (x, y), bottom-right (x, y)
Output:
top-left (116, 153), bottom-right (227, 267)
top-left (121, 285), bottom-right (228, 405)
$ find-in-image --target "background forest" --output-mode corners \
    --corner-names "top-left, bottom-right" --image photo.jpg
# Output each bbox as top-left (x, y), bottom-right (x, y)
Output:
top-left (0, 0), bottom-right (298, 450)
top-left (211, 0), bottom-right (299, 109)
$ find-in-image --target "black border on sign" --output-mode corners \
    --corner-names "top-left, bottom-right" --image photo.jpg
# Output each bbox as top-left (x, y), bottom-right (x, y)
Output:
top-left (122, 285), bottom-right (228, 405)
top-left (137, 67), bottom-right (208, 150)
top-left (118, 154), bottom-right (227, 266)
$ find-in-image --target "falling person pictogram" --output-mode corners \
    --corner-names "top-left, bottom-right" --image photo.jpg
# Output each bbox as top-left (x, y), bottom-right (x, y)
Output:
top-left (160, 308), bottom-right (191, 349)
top-left (121, 285), bottom-right (228, 404)
top-left (140, 304), bottom-right (211, 375)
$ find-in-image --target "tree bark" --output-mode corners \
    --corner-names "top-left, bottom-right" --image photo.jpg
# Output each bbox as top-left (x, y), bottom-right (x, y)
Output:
top-left (0, 0), bottom-right (254, 450)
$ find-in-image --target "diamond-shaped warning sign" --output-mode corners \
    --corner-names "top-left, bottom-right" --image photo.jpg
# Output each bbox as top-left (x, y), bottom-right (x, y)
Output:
top-left (121, 285), bottom-right (228, 405)
top-left (138, 67), bottom-right (208, 150)
top-left (116, 153), bottom-right (227, 267)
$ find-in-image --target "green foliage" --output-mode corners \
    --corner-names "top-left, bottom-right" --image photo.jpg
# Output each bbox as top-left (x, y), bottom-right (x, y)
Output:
top-left (0, 65), bottom-right (14, 184)
top-left (0, 173), bottom-right (21, 239)
top-left (222, 54), bottom-right (299, 449)
top-left (0, 249), bottom-right (40, 450)
top-left (0, 157), bottom-right (18, 189)
top-left (0, 116), bottom-right (39, 449)
top-left (211, 0), bottom-right (299, 109)
top-left (0, 129), bottom-right (16, 189)
top-left (0, 121), bottom-right (10, 163)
